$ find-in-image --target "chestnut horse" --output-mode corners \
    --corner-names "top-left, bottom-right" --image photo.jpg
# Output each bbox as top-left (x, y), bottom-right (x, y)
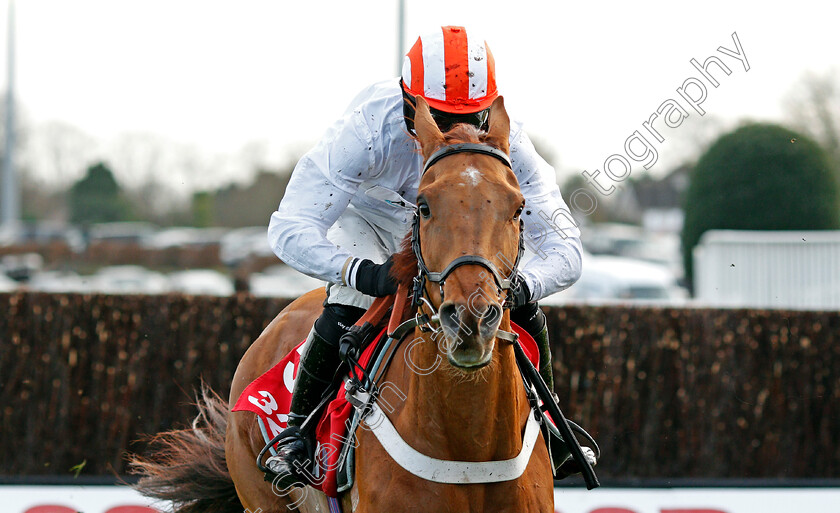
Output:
top-left (132, 96), bottom-right (554, 512)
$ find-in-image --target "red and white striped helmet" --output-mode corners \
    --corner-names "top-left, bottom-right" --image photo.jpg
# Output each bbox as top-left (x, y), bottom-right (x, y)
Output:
top-left (401, 26), bottom-right (498, 114)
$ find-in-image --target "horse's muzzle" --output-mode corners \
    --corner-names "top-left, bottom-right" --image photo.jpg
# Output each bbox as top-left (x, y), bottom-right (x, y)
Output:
top-left (438, 301), bottom-right (502, 369)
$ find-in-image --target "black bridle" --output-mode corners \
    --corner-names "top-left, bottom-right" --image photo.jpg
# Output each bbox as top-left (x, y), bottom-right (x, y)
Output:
top-left (410, 143), bottom-right (525, 309)
top-left (405, 143), bottom-right (602, 491)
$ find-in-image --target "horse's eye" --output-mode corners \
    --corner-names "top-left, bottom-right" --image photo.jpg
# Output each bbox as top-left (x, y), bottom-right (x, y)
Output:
top-left (418, 203), bottom-right (431, 219)
top-left (513, 205), bottom-right (523, 221)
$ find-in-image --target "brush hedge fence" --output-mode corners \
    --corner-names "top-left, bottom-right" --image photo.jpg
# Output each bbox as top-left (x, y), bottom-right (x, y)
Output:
top-left (1, 292), bottom-right (837, 479)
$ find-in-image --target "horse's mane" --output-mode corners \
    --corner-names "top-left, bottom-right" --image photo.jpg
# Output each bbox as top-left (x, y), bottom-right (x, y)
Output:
top-left (442, 123), bottom-right (508, 148)
top-left (443, 123), bottom-right (482, 144)
top-left (390, 123), bottom-right (506, 288)
top-left (390, 235), bottom-right (418, 288)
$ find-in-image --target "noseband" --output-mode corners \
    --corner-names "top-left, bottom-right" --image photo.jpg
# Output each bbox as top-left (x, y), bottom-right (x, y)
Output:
top-left (411, 143), bottom-right (525, 309)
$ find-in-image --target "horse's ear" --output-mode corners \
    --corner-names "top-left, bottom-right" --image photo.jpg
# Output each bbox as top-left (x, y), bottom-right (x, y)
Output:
top-left (486, 96), bottom-right (510, 154)
top-left (414, 96), bottom-right (444, 159)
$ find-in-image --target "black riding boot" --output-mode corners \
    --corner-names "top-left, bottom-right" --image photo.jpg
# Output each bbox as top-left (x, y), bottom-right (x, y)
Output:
top-left (264, 303), bottom-right (364, 486)
top-left (511, 302), bottom-right (554, 391)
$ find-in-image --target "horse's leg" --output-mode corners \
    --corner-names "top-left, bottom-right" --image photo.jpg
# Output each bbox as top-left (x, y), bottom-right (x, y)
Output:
top-left (226, 289), bottom-right (326, 512)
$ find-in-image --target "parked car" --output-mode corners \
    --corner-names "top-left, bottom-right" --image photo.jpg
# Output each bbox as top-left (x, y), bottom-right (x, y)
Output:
top-left (168, 269), bottom-right (235, 296)
top-left (220, 227), bottom-right (275, 267)
top-left (88, 222), bottom-right (157, 245)
top-left (26, 270), bottom-right (88, 293)
top-left (583, 222), bottom-right (683, 281)
top-left (542, 253), bottom-right (686, 305)
top-left (143, 227), bottom-right (227, 249)
top-left (1, 253), bottom-right (44, 281)
top-left (0, 272), bottom-right (19, 292)
top-left (88, 265), bottom-right (170, 295)
top-left (4, 222), bottom-right (85, 252)
top-left (249, 264), bottom-right (324, 298)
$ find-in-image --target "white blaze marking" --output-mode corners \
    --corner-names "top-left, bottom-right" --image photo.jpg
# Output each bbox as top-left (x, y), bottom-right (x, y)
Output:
top-left (462, 167), bottom-right (482, 186)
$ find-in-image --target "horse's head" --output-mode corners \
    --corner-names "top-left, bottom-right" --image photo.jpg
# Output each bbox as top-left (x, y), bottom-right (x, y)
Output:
top-left (399, 95), bottom-right (525, 370)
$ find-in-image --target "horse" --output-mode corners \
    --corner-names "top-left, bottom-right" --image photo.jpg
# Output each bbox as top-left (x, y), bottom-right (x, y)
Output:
top-left (131, 95), bottom-right (555, 512)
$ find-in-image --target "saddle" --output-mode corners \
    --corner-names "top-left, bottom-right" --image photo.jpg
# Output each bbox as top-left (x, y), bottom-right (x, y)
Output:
top-left (233, 286), bottom-right (599, 497)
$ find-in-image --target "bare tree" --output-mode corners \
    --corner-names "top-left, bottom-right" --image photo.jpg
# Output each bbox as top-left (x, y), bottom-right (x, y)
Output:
top-left (784, 69), bottom-right (840, 168)
top-left (109, 132), bottom-right (166, 188)
top-left (28, 121), bottom-right (97, 187)
top-left (108, 132), bottom-right (182, 218)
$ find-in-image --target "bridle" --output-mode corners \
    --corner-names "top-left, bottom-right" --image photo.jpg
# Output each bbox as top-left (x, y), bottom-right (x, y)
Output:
top-left (349, 145), bottom-right (602, 491)
top-left (410, 142), bottom-right (526, 311)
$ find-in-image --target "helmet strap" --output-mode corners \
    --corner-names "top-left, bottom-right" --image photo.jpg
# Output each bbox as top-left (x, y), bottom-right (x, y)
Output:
top-left (400, 79), bottom-right (417, 135)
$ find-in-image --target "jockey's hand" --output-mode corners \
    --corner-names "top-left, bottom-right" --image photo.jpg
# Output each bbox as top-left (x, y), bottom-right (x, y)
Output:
top-left (354, 256), bottom-right (398, 297)
top-left (508, 273), bottom-right (532, 309)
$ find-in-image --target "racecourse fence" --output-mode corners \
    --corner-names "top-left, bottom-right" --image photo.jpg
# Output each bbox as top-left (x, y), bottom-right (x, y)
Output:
top-left (1, 292), bottom-right (838, 479)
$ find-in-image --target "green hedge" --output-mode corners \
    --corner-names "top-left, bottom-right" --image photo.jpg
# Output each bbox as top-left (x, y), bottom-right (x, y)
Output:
top-left (1, 292), bottom-right (838, 479)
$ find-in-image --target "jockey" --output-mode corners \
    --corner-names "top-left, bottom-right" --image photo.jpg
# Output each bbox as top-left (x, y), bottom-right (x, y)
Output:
top-left (265, 26), bottom-right (582, 483)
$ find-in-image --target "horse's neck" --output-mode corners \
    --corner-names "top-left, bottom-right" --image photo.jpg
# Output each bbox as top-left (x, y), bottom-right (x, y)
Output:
top-left (394, 324), bottom-right (529, 461)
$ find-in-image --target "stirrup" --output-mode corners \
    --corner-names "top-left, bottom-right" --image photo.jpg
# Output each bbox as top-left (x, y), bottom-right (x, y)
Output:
top-left (261, 426), bottom-right (311, 487)
top-left (556, 447), bottom-right (598, 479)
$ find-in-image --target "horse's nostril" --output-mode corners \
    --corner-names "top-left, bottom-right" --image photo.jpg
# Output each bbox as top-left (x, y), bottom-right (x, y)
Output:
top-left (439, 302), bottom-right (457, 325)
top-left (478, 304), bottom-right (502, 336)
top-left (438, 302), bottom-right (463, 337)
top-left (486, 304), bottom-right (501, 321)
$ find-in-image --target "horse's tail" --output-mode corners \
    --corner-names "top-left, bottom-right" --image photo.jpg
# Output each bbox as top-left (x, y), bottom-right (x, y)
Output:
top-left (129, 383), bottom-right (241, 513)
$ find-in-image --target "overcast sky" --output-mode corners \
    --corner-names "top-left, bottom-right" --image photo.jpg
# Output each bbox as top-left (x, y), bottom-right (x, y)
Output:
top-left (4, 0), bottom-right (838, 192)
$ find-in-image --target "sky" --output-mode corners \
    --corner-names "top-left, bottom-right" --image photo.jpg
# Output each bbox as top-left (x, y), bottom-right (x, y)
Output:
top-left (3, 0), bottom-right (838, 194)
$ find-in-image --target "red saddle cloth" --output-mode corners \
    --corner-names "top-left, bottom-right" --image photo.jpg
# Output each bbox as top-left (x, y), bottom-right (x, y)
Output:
top-left (232, 322), bottom-right (539, 497)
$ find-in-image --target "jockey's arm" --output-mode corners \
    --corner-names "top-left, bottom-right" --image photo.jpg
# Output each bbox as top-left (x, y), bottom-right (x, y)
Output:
top-left (268, 108), bottom-right (375, 285)
top-left (510, 126), bottom-right (583, 302)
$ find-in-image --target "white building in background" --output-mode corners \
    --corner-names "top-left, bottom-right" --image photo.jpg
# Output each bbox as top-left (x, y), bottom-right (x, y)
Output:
top-left (693, 230), bottom-right (840, 310)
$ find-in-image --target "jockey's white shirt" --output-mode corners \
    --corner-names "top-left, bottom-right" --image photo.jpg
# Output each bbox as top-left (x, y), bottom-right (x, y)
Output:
top-left (268, 79), bottom-right (582, 302)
